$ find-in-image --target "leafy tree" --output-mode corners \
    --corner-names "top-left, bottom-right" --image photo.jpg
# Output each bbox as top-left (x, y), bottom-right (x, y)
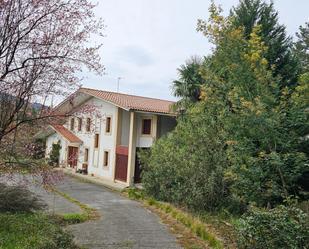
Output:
top-left (141, 102), bottom-right (230, 212)
top-left (142, 1), bottom-right (308, 214)
top-left (231, 0), bottom-right (299, 88)
top-left (295, 22), bottom-right (309, 73)
top-left (198, 3), bottom-right (308, 207)
top-left (0, 0), bottom-right (104, 143)
top-left (172, 56), bottom-right (205, 109)
top-left (0, 0), bottom-right (103, 175)
top-left (141, 0), bottom-right (309, 218)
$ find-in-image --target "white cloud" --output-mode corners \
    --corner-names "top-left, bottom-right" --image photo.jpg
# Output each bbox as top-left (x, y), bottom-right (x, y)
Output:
top-left (79, 0), bottom-right (309, 101)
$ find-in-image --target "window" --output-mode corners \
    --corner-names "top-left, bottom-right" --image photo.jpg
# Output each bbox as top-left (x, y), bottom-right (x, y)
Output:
top-left (84, 148), bottom-right (89, 162)
top-left (94, 134), bottom-right (99, 148)
top-left (103, 151), bottom-right (109, 166)
top-left (142, 118), bottom-right (152, 135)
top-left (105, 117), bottom-right (111, 133)
top-left (86, 118), bottom-right (91, 132)
top-left (78, 118), bottom-right (82, 131)
top-left (70, 118), bottom-right (75, 131)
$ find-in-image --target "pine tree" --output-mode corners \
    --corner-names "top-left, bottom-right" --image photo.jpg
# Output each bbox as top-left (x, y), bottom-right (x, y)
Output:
top-left (295, 22), bottom-right (309, 73)
top-left (231, 0), bottom-right (299, 88)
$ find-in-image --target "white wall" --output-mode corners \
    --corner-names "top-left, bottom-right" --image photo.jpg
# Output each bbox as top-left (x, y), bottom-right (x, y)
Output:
top-left (62, 97), bottom-right (118, 179)
top-left (135, 113), bottom-right (157, 148)
top-left (45, 133), bottom-right (67, 166)
top-left (121, 112), bottom-right (176, 148)
top-left (45, 96), bottom-right (176, 181)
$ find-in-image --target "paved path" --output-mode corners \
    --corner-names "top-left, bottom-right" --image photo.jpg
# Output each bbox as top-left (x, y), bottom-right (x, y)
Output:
top-left (42, 176), bottom-right (182, 249)
top-left (30, 183), bottom-right (82, 215)
top-left (0, 174), bottom-right (81, 215)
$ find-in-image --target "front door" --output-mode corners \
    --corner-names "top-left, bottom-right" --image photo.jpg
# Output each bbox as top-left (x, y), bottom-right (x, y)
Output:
top-left (115, 146), bottom-right (128, 182)
top-left (68, 146), bottom-right (78, 168)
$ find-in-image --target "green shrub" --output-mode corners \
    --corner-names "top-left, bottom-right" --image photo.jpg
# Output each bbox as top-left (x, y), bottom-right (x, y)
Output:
top-left (236, 205), bottom-right (309, 249)
top-left (127, 188), bottom-right (145, 200)
top-left (0, 183), bottom-right (46, 213)
top-left (146, 198), bottom-right (156, 206)
top-left (49, 141), bottom-right (61, 166)
top-left (140, 107), bottom-right (229, 212)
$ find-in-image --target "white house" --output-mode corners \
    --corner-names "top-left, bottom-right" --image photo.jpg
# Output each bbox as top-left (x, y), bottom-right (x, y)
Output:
top-left (41, 87), bottom-right (176, 186)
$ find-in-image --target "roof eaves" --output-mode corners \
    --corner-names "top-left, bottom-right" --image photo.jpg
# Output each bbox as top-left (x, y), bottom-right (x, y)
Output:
top-left (50, 125), bottom-right (82, 144)
top-left (49, 125), bottom-right (70, 142)
top-left (132, 109), bottom-right (176, 116)
top-left (79, 89), bottom-right (130, 112)
top-left (52, 89), bottom-right (80, 113)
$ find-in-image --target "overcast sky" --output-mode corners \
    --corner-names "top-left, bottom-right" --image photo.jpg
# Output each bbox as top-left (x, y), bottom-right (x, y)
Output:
top-left (80, 0), bottom-right (309, 101)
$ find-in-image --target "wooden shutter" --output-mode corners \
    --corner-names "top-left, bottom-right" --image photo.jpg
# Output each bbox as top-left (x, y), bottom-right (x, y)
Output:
top-left (70, 118), bottom-right (75, 131)
top-left (78, 118), bottom-right (82, 131)
top-left (103, 151), bottom-right (109, 166)
top-left (142, 119), bottom-right (152, 135)
top-left (86, 118), bottom-right (91, 132)
top-left (105, 117), bottom-right (111, 133)
top-left (94, 134), bottom-right (99, 148)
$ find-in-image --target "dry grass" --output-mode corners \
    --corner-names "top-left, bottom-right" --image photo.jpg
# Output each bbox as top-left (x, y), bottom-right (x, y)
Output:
top-left (147, 203), bottom-right (211, 249)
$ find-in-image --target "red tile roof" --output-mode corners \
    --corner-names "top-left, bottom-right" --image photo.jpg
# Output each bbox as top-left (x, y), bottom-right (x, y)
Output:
top-left (51, 124), bottom-right (82, 144)
top-left (79, 88), bottom-right (175, 115)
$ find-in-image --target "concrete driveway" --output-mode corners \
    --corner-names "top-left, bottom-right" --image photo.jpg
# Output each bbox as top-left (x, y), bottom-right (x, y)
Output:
top-left (39, 176), bottom-right (181, 249)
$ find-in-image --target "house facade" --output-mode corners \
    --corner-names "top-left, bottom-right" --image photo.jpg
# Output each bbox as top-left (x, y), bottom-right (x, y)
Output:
top-left (42, 88), bottom-right (176, 186)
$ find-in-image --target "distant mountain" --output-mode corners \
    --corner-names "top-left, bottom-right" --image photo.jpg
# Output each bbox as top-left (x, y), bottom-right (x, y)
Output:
top-left (31, 102), bottom-right (45, 111)
top-left (0, 92), bottom-right (47, 111)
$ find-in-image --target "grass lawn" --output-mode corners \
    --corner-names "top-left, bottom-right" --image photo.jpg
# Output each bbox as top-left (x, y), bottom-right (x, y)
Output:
top-left (0, 212), bottom-right (79, 249)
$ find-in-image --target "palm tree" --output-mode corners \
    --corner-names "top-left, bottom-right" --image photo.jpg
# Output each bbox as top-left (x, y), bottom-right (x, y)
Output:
top-left (172, 56), bottom-right (204, 105)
